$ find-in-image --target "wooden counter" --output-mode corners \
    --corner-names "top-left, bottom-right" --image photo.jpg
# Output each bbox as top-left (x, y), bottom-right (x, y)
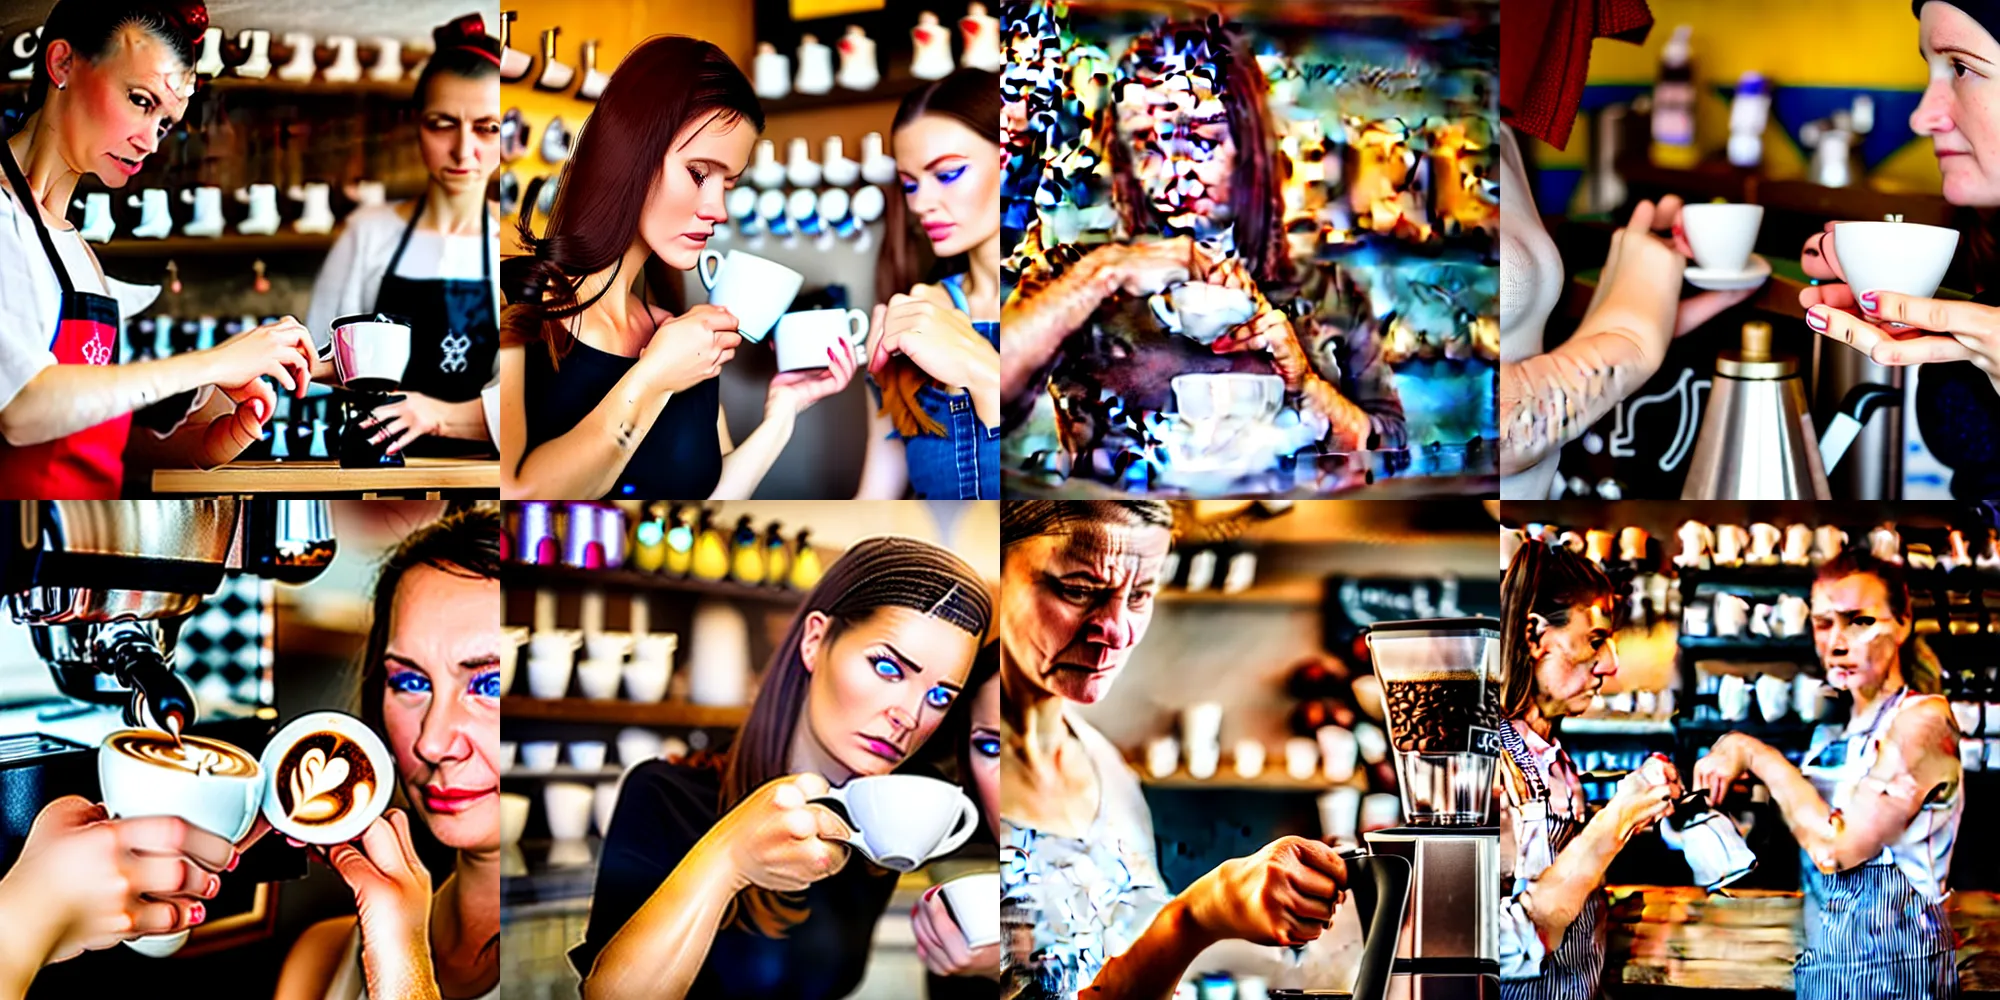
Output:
top-left (1605, 884), bottom-right (2000, 993)
top-left (151, 458), bottom-right (497, 496)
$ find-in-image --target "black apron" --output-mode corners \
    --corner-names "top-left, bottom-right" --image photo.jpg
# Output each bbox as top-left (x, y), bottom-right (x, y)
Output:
top-left (371, 196), bottom-right (498, 458)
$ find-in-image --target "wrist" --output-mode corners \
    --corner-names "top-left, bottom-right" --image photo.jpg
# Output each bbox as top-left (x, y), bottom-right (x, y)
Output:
top-left (1162, 891), bottom-right (1226, 955)
top-left (0, 879), bottom-right (58, 991)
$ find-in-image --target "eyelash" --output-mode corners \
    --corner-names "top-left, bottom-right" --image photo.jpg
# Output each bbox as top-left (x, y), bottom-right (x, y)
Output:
top-left (900, 164), bottom-right (970, 195)
top-left (973, 735), bottom-right (1001, 759)
top-left (388, 670), bottom-right (432, 695)
top-left (689, 166), bottom-right (709, 186)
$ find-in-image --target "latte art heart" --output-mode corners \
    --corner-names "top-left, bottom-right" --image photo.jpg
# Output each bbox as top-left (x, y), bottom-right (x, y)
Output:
top-left (277, 731), bottom-right (377, 826)
top-left (289, 748), bottom-right (353, 822)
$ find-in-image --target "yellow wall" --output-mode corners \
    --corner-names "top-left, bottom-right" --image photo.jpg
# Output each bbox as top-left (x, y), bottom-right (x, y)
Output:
top-left (504, 0), bottom-right (901, 253)
top-left (1531, 0), bottom-right (1942, 193)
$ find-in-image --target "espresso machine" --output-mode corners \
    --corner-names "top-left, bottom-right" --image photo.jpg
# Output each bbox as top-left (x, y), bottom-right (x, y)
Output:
top-left (0, 500), bottom-right (336, 869)
top-left (1360, 617), bottom-right (1502, 1000)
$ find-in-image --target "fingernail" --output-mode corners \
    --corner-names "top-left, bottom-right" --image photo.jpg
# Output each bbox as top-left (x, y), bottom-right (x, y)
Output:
top-left (1805, 308), bottom-right (1829, 332)
top-left (1859, 290), bottom-right (1879, 315)
top-left (208, 874), bottom-right (221, 895)
top-left (226, 852), bottom-right (239, 872)
top-left (190, 902), bottom-right (206, 926)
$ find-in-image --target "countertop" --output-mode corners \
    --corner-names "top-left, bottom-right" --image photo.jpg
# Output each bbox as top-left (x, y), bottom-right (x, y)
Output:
top-left (1605, 884), bottom-right (2000, 993)
top-left (151, 457), bottom-right (497, 495)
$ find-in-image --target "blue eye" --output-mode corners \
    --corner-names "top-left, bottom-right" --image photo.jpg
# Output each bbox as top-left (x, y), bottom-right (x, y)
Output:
top-left (471, 670), bottom-right (501, 699)
top-left (973, 736), bottom-right (1001, 759)
top-left (900, 179), bottom-right (918, 194)
top-left (937, 165), bottom-right (966, 185)
top-left (388, 670), bottom-right (432, 695)
top-left (872, 657), bottom-right (905, 680)
top-left (925, 686), bottom-right (956, 710)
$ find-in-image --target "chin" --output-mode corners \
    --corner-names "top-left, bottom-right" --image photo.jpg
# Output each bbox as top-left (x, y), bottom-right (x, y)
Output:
top-left (932, 229), bottom-right (985, 258)
top-left (94, 169), bottom-right (133, 189)
top-left (1939, 169), bottom-right (2000, 208)
top-left (656, 243), bottom-right (701, 271)
top-left (415, 794), bottom-right (502, 852)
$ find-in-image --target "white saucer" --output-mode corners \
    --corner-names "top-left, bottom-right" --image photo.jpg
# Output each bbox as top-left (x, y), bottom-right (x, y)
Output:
top-left (1685, 254), bottom-right (1771, 292)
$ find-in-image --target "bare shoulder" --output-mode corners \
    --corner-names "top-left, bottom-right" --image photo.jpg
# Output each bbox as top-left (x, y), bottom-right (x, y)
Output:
top-left (1887, 695), bottom-right (1962, 764)
top-left (274, 915), bottom-right (357, 1000)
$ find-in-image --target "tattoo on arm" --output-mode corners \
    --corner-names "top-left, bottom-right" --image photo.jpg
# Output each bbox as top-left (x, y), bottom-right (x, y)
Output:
top-left (1499, 331), bottom-right (1649, 474)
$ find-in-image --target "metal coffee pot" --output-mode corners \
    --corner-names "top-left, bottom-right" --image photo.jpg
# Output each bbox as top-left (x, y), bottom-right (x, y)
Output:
top-left (1659, 789), bottom-right (1757, 892)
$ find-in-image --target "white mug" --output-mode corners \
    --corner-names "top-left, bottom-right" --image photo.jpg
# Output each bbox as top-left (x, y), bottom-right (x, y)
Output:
top-left (1717, 674), bottom-right (1751, 721)
top-left (1714, 524), bottom-right (1749, 566)
top-left (1148, 281), bottom-right (1255, 345)
top-left (1755, 674), bottom-right (1791, 723)
top-left (1680, 203), bottom-right (1764, 273)
top-left (938, 871), bottom-right (1000, 947)
top-left (811, 774), bottom-right (979, 872)
top-left (1661, 801), bottom-right (1757, 891)
top-left (697, 249), bottom-right (804, 342)
top-left (1833, 221), bottom-right (1960, 301)
top-left (773, 308), bottom-right (868, 371)
top-left (330, 313), bottom-right (412, 388)
top-left (1796, 674), bottom-right (1828, 723)
top-left (1747, 523), bottom-right (1782, 565)
top-left (1713, 594), bottom-right (1750, 637)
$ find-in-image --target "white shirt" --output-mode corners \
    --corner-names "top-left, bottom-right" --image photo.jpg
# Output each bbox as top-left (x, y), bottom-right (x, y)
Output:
top-left (305, 200), bottom-right (502, 440)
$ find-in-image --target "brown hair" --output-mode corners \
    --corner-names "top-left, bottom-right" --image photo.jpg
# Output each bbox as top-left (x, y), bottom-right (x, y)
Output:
top-left (1498, 540), bottom-right (1615, 720)
top-left (1000, 500), bottom-right (1174, 551)
top-left (1812, 549), bottom-right (1941, 695)
top-left (874, 68), bottom-right (1002, 438)
top-left (357, 507), bottom-right (502, 736)
top-left (501, 36), bottom-right (763, 367)
top-left (19, 0), bottom-right (205, 117)
top-left (1107, 16), bottom-right (1287, 286)
top-left (719, 536), bottom-right (992, 937)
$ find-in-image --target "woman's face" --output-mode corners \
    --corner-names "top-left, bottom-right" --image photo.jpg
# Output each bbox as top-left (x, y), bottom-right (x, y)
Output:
top-left (895, 113), bottom-right (1003, 257)
top-left (418, 72), bottom-right (502, 199)
top-left (1528, 602), bottom-right (1617, 720)
top-left (1913, 2), bottom-right (2000, 206)
top-left (1113, 78), bottom-right (1237, 224)
top-left (380, 564), bottom-right (503, 852)
top-left (45, 28), bottom-right (191, 188)
top-left (801, 606), bottom-right (981, 778)
top-left (640, 111), bottom-right (756, 271)
top-left (969, 675), bottom-right (1000, 838)
top-left (1811, 573), bottom-right (1909, 694)
top-left (998, 520), bottom-right (1171, 706)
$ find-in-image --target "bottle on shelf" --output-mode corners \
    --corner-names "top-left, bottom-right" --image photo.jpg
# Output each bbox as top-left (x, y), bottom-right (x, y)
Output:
top-left (763, 521), bottom-right (790, 588)
top-left (691, 509), bottom-right (729, 582)
top-left (789, 528), bottom-right (823, 590)
top-left (665, 504), bottom-right (696, 577)
top-left (729, 515), bottom-right (764, 585)
top-left (633, 501), bottom-right (668, 573)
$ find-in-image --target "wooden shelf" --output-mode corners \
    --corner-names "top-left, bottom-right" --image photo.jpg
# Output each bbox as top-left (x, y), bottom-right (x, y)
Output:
top-left (501, 766), bottom-right (626, 781)
top-left (501, 697), bottom-right (749, 728)
top-left (503, 561), bottom-right (804, 605)
top-left (1158, 578), bottom-right (1322, 605)
top-left (92, 231), bottom-right (341, 258)
top-left (0, 77), bottom-right (415, 98)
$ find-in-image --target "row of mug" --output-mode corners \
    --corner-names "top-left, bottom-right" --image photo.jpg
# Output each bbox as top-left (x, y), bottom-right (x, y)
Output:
top-left (697, 249), bottom-right (876, 372)
top-left (512, 630), bottom-right (678, 702)
top-left (1676, 521), bottom-right (2000, 573)
top-left (1699, 670), bottom-right (1828, 724)
top-left (1585, 688), bottom-right (1676, 719)
top-left (501, 731), bottom-right (691, 775)
top-left (1686, 592), bottom-right (1810, 639)
top-left (1142, 722), bottom-right (1391, 784)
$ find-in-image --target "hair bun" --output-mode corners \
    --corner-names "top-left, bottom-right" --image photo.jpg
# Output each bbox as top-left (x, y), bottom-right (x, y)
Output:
top-left (168, 1), bottom-right (208, 42)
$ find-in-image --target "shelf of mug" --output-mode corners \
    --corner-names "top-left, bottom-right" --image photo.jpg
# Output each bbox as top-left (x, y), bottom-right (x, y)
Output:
top-left (1564, 716), bottom-right (1677, 735)
top-left (503, 561), bottom-right (805, 606)
top-left (1679, 636), bottom-right (1817, 661)
top-left (500, 696), bottom-right (750, 728)
top-left (90, 232), bottom-right (342, 257)
top-left (1130, 762), bottom-right (1363, 793)
top-left (1674, 715), bottom-right (1819, 742)
top-left (0, 77), bottom-right (415, 99)
top-left (501, 766), bottom-right (629, 781)
top-left (757, 74), bottom-right (927, 116)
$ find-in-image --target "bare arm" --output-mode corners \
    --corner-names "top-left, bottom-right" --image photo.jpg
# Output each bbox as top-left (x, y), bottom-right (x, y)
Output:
top-left (581, 838), bottom-right (741, 1000)
top-left (0, 352), bottom-right (223, 446)
top-left (851, 403), bottom-right (909, 499)
top-left (1511, 774), bottom-right (1674, 950)
top-left (708, 404), bottom-right (796, 501)
top-left (1747, 702), bottom-right (1961, 873)
top-left (498, 346), bottom-right (675, 499)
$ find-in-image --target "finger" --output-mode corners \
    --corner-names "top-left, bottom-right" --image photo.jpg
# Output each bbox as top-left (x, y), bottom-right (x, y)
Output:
top-left (713, 330), bottom-right (745, 350)
top-left (1864, 289), bottom-right (2000, 336)
top-left (1674, 286), bottom-right (1759, 337)
top-left (1800, 283), bottom-right (1858, 312)
top-left (129, 856), bottom-right (219, 899)
top-left (389, 808), bottom-right (424, 877)
top-left (238, 815), bottom-right (273, 854)
top-left (1628, 199), bottom-right (1658, 234)
top-left (382, 424), bottom-right (418, 456)
top-left (925, 892), bottom-right (975, 968)
top-left (1286, 863), bottom-right (1340, 904)
top-left (117, 815), bottom-right (235, 872)
top-left (868, 303), bottom-right (890, 373)
top-left (910, 904), bottom-right (952, 976)
top-left (1653, 193), bottom-right (1685, 230)
top-left (1869, 331), bottom-right (1978, 367)
top-left (1279, 907), bottom-right (1330, 946)
top-left (1807, 306), bottom-right (1900, 358)
top-left (263, 360), bottom-right (298, 393)
top-left (357, 814), bottom-right (407, 875)
top-left (324, 841), bottom-right (383, 893)
top-left (1291, 838), bottom-right (1350, 888)
top-left (1278, 881), bottom-right (1336, 924)
top-left (808, 803), bottom-right (853, 843)
top-left (130, 897), bottom-right (198, 935)
top-left (790, 772), bottom-right (832, 798)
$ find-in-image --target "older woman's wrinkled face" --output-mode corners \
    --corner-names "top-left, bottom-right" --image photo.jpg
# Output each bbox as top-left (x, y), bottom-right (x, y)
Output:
top-left (1811, 573), bottom-right (1910, 696)
top-left (1529, 602), bottom-right (1617, 720)
top-left (44, 27), bottom-right (192, 188)
top-left (418, 71), bottom-right (502, 200)
top-left (1913, 2), bottom-right (2000, 206)
top-left (998, 520), bottom-right (1172, 705)
top-left (1113, 75), bottom-right (1236, 227)
top-left (640, 111), bottom-right (756, 271)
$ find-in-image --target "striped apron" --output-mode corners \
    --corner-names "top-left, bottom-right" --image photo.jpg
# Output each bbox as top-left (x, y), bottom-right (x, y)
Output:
top-left (1795, 688), bottom-right (1959, 1000)
top-left (1499, 721), bottom-right (1608, 1000)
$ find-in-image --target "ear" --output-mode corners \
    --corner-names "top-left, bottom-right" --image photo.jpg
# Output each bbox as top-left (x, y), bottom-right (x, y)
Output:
top-left (44, 38), bottom-right (74, 90)
top-left (1524, 613), bottom-right (1550, 651)
top-left (799, 610), bottom-right (832, 674)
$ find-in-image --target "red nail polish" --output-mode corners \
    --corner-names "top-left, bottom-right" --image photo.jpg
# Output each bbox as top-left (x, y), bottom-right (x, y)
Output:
top-left (1860, 290), bottom-right (1879, 315)
top-left (226, 852), bottom-right (239, 872)
top-left (190, 902), bottom-right (206, 926)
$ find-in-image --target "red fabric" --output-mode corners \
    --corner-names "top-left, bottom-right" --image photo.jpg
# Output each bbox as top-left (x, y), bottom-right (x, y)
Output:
top-left (0, 311), bottom-right (129, 499)
top-left (1500, 0), bottom-right (1654, 150)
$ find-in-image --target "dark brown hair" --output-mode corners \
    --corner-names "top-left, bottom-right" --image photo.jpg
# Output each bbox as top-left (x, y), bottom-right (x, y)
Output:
top-left (357, 507), bottom-right (501, 735)
top-left (1813, 549), bottom-right (1940, 695)
top-left (412, 13), bottom-right (501, 110)
top-left (20, 0), bottom-right (205, 116)
top-left (719, 536), bottom-right (992, 938)
top-left (876, 68), bottom-right (1002, 438)
top-left (1498, 540), bottom-right (1615, 720)
top-left (1000, 500), bottom-right (1174, 551)
top-left (502, 36), bottom-right (764, 367)
top-left (1107, 16), bottom-right (1287, 286)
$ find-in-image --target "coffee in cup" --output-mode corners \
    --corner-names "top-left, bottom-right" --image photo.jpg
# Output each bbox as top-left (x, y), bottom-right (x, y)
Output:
top-left (810, 774), bottom-right (979, 872)
top-left (1149, 281), bottom-right (1255, 345)
top-left (696, 249), bottom-right (805, 343)
top-left (1680, 203), bottom-right (1764, 273)
top-left (773, 309), bottom-right (868, 372)
top-left (258, 711), bottom-right (394, 846)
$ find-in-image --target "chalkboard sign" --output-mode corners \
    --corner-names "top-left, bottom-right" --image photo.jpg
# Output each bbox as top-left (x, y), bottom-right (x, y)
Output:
top-left (1321, 576), bottom-right (1501, 648)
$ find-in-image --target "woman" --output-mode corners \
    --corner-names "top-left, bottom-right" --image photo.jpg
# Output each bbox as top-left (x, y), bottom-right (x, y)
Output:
top-left (306, 15), bottom-right (503, 460)
top-left (1797, 1), bottom-right (2000, 498)
top-left (499, 36), bottom-right (853, 500)
top-left (0, 0), bottom-right (317, 496)
top-left (276, 506), bottom-right (501, 1000)
top-left (854, 68), bottom-right (1003, 501)
top-left (0, 798), bottom-right (233, 998)
top-left (914, 643), bottom-right (1002, 990)
top-left (999, 19), bottom-right (1403, 483)
top-left (1497, 0), bottom-right (1761, 499)
top-left (1496, 540), bottom-right (1679, 999)
top-left (999, 501), bottom-right (1349, 1000)
top-left (573, 536), bottom-right (992, 1000)
top-left (1692, 551), bottom-right (1962, 998)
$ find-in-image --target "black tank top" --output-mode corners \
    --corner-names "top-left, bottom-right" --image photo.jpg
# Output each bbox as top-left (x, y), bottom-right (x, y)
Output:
top-left (523, 339), bottom-right (722, 499)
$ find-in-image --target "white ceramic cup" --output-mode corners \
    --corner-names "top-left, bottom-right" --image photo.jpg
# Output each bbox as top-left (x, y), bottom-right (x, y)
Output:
top-left (500, 741), bottom-right (517, 773)
top-left (544, 781), bottom-right (594, 841)
top-left (526, 654), bottom-right (574, 699)
top-left (1316, 726), bottom-right (1358, 782)
top-left (500, 792), bottom-right (531, 845)
top-left (1718, 674), bottom-right (1751, 722)
top-left (528, 629), bottom-right (581, 662)
top-left (1180, 702), bottom-right (1223, 757)
top-left (582, 630), bottom-right (633, 663)
top-left (575, 657), bottom-right (621, 700)
top-left (1171, 372), bottom-right (1286, 422)
top-left (1318, 786), bottom-right (1362, 842)
top-left (697, 249), bottom-right (804, 342)
top-left (938, 871), bottom-right (1000, 947)
top-left (568, 740), bottom-right (608, 772)
top-left (624, 658), bottom-right (672, 703)
top-left (1833, 221), bottom-right (1960, 300)
top-left (616, 727), bottom-right (664, 767)
top-left (773, 308), bottom-right (868, 371)
top-left (1755, 674), bottom-right (1791, 723)
top-left (1796, 675), bottom-right (1828, 723)
top-left (520, 740), bottom-right (561, 773)
top-left (1149, 281), bottom-right (1255, 344)
top-left (1284, 737), bottom-right (1318, 780)
top-left (1680, 203), bottom-right (1764, 272)
top-left (810, 774), bottom-right (979, 872)
top-left (330, 314), bottom-right (412, 388)
top-left (1714, 594), bottom-right (1750, 637)
top-left (1145, 735), bottom-right (1180, 778)
top-left (1233, 739), bottom-right (1266, 779)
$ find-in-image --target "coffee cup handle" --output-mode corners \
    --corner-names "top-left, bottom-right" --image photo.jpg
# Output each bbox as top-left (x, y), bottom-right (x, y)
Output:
top-left (929, 794), bottom-right (980, 862)
top-left (845, 309), bottom-right (870, 363)
top-left (698, 249), bottom-right (724, 292)
top-left (807, 787), bottom-right (861, 846)
top-left (1149, 292), bottom-right (1179, 332)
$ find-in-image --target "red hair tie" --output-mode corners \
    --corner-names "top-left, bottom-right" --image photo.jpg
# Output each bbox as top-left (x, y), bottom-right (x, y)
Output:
top-left (436, 13), bottom-right (501, 66)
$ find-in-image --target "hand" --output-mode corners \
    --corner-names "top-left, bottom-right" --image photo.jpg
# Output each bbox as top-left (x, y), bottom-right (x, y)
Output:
top-left (1181, 836), bottom-right (1348, 949)
top-left (1692, 733), bottom-right (1770, 805)
top-left (717, 774), bottom-right (852, 893)
top-left (638, 304), bottom-right (744, 394)
top-left (193, 386), bottom-right (275, 469)
top-left (910, 885), bottom-right (1001, 980)
top-left (1212, 308), bottom-right (1315, 391)
top-left (323, 810), bottom-right (439, 1000)
top-left (767, 342), bottom-right (858, 418)
top-left (202, 316), bottom-right (315, 400)
top-left (0, 797), bottom-right (230, 968)
top-left (360, 391), bottom-right (453, 456)
top-left (1804, 291), bottom-right (2000, 387)
top-left (867, 284), bottom-right (999, 392)
top-left (1798, 221), bottom-right (1859, 312)
top-left (1083, 236), bottom-right (1201, 297)
top-left (1597, 772), bottom-right (1677, 843)
top-left (1649, 196), bottom-right (1765, 336)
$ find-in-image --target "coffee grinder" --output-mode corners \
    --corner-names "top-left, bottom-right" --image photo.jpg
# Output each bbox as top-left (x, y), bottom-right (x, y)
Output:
top-left (328, 312), bottom-right (413, 468)
top-left (0, 500), bottom-right (336, 866)
top-left (1360, 617), bottom-right (1503, 1000)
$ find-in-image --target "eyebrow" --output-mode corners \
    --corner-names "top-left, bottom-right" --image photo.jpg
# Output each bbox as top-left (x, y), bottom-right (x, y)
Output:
top-left (923, 154), bottom-right (967, 172)
top-left (878, 641), bottom-right (929, 677)
top-left (131, 84), bottom-right (182, 126)
top-left (385, 652), bottom-right (502, 670)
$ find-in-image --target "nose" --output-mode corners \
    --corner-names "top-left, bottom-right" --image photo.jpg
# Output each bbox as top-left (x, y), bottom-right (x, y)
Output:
top-left (1081, 599), bottom-right (1137, 650)
top-left (885, 704), bottom-right (916, 735)
top-left (695, 185), bottom-right (729, 223)
top-left (133, 132), bottom-right (159, 157)
top-left (414, 687), bottom-right (473, 768)
top-left (1594, 641), bottom-right (1620, 677)
top-left (1911, 77), bottom-right (1955, 137)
